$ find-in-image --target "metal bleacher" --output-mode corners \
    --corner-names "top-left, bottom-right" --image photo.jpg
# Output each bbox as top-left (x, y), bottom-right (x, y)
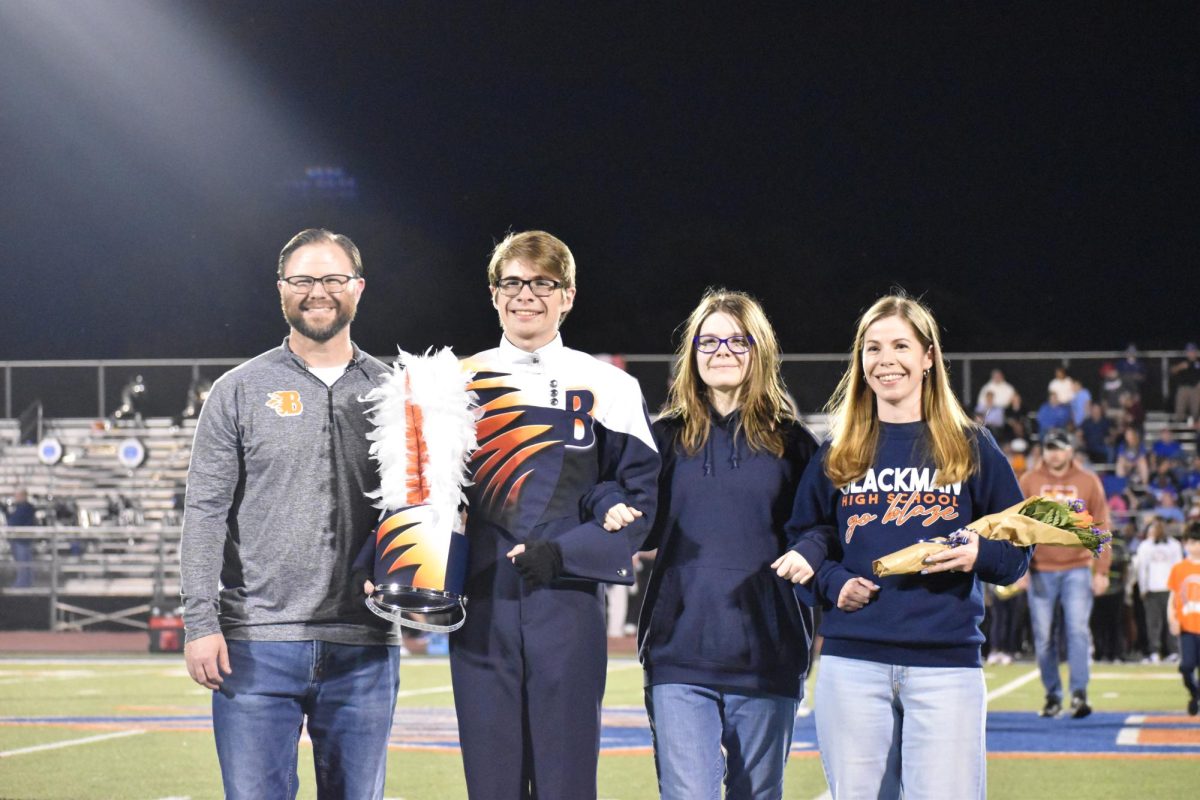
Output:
top-left (0, 417), bottom-right (193, 631)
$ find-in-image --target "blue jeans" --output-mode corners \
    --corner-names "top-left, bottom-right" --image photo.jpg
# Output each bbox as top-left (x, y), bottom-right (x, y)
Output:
top-left (212, 639), bottom-right (401, 800)
top-left (1029, 567), bottom-right (1093, 700)
top-left (645, 683), bottom-right (799, 800)
top-left (9, 539), bottom-right (34, 588)
top-left (814, 655), bottom-right (986, 800)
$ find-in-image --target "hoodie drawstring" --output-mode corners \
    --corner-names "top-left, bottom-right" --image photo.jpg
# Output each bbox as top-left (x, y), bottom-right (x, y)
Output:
top-left (702, 429), bottom-right (714, 476)
top-left (703, 415), bottom-right (742, 475)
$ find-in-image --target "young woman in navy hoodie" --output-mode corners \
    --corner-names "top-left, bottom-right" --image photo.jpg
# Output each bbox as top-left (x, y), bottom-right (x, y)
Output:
top-left (778, 293), bottom-right (1030, 799)
top-left (637, 289), bottom-right (819, 800)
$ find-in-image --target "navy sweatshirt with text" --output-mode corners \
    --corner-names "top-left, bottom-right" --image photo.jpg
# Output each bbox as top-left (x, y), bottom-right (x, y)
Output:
top-left (638, 410), bottom-right (819, 699)
top-left (787, 422), bottom-right (1029, 668)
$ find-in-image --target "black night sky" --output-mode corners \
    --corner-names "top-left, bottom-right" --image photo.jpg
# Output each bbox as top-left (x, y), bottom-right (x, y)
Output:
top-left (1, 1), bottom-right (1197, 364)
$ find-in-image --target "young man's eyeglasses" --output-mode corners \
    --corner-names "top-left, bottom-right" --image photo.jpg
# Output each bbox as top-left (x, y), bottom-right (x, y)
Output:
top-left (279, 274), bottom-right (360, 294)
top-left (693, 335), bottom-right (755, 354)
top-left (494, 277), bottom-right (563, 297)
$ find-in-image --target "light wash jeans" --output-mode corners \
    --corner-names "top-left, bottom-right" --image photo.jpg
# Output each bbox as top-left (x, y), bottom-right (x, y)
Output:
top-left (814, 655), bottom-right (986, 800)
top-left (1028, 566), bottom-right (1093, 700)
top-left (212, 639), bottom-right (401, 800)
top-left (646, 683), bottom-right (799, 800)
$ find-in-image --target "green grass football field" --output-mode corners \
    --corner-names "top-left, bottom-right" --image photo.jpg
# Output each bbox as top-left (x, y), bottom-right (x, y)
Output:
top-left (1, 653), bottom-right (1196, 799)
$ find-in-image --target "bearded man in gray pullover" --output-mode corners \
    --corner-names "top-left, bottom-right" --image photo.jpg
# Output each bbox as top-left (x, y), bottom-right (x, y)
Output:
top-left (181, 229), bottom-right (400, 800)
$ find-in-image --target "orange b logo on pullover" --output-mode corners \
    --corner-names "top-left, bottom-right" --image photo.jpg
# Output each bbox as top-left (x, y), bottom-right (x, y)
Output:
top-left (266, 391), bottom-right (303, 417)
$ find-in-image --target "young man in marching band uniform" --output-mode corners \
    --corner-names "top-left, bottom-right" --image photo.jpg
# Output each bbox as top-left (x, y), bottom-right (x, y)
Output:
top-left (450, 230), bottom-right (660, 799)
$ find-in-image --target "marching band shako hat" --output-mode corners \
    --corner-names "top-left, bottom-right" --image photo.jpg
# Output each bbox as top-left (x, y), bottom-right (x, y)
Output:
top-left (361, 348), bottom-right (477, 632)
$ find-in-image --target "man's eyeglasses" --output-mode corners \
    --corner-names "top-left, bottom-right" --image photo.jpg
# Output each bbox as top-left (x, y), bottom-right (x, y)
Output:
top-left (494, 277), bottom-right (564, 297)
top-left (279, 274), bottom-right (361, 294)
top-left (693, 334), bottom-right (755, 354)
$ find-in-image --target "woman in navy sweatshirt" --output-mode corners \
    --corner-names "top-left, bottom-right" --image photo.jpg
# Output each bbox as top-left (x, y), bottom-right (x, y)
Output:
top-left (637, 289), bottom-right (819, 800)
top-left (780, 293), bottom-right (1030, 799)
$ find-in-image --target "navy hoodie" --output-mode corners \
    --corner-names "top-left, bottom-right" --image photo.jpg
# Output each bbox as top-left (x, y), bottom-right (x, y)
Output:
top-left (787, 422), bottom-right (1029, 668)
top-left (638, 410), bottom-right (818, 699)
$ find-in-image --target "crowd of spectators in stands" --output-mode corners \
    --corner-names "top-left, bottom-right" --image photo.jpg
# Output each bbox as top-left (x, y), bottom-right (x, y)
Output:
top-left (975, 345), bottom-right (1200, 665)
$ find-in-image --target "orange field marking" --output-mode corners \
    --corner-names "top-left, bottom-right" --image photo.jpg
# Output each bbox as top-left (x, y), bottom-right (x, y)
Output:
top-left (1131, 728), bottom-right (1200, 745)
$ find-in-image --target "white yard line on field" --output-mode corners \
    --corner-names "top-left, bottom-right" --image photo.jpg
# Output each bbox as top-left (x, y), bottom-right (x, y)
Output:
top-left (986, 668), bottom-right (1040, 702)
top-left (396, 685), bottom-right (454, 699)
top-left (0, 728), bottom-right (145, 758)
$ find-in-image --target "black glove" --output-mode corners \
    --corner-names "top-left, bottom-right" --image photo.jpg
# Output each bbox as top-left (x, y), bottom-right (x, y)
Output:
top-left (351, 566), bottom-right (373, 596)
top-left (513, 541), bottom-right (564, 587)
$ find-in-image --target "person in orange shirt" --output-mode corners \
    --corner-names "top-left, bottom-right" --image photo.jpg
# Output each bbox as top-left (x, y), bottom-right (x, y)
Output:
top-left (1167, 522), bottom-right (1200, 716)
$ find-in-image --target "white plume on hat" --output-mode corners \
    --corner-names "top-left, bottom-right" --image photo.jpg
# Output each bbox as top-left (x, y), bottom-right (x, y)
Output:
top-left (363, 348), bottom-right (478, 527)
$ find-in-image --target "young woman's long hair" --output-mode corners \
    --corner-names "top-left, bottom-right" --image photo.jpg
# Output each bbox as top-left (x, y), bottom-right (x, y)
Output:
top-left (662, 288), bottom-right (795, 457)
top-left (824, 293), bottom-right (978, 488)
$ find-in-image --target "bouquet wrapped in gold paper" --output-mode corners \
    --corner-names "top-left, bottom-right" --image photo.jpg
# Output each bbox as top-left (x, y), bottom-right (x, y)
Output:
top-left (872, 496), bottom-right (1111, 578)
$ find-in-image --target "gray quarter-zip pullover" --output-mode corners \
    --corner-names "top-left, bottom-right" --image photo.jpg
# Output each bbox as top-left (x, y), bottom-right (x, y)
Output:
top-left (180, 338), bottom-right (398, 645)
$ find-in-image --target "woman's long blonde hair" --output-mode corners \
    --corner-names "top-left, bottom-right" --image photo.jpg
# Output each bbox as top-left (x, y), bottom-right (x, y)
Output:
top-left (824, 293), bottom-right (978, 488)
top-left (662, 288), bottom-right (795, 457)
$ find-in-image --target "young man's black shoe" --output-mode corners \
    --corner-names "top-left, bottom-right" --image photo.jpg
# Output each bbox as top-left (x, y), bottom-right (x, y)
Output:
top-left (1040, 695), bottom-right (1061, 717)
top-left (1188, 696), bottom-right (1199, 717)
top-left (1070, 691), bottom-right (1092, 719)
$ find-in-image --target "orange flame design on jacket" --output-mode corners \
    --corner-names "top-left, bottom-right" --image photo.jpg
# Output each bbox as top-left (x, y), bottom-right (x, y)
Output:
top-left (464, 370), bottom-right (560, 510)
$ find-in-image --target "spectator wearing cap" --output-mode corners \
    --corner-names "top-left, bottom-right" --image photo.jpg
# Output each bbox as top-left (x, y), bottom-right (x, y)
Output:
top-left (1099, 362), bottom-right (1124, 421)
top-left (1020, 428), bottom-right (1112, 718)
top-left (1170, 343), bottom-right (1200, 423)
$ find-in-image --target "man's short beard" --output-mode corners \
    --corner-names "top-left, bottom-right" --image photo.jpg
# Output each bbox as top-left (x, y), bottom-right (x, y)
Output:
top-left (283, 300), bottom-right (355, 343)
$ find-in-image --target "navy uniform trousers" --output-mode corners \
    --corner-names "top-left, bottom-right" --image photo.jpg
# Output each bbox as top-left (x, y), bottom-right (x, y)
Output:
top-left (451, 550), bottom-right (608, 800)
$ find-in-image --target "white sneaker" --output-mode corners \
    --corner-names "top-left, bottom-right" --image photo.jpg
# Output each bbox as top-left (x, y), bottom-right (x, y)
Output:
top-left (999, 653), bottom-right (1014, 665)
top-left (986, 652), bottom-right (1002, 665)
